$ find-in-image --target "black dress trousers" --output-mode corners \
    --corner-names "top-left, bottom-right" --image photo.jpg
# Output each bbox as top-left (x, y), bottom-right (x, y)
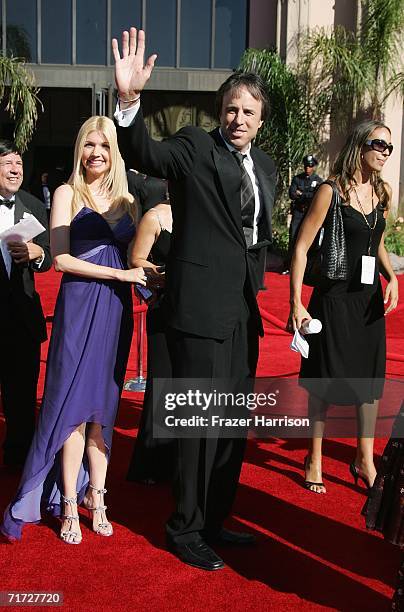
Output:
top-left (0, 305), bottom-right (41, 464)
top-left (166, 297), bottom-right (259, 544)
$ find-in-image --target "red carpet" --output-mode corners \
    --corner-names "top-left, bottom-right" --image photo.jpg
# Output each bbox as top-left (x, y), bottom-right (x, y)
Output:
top-left (0, 271), bottom-right (403, 611)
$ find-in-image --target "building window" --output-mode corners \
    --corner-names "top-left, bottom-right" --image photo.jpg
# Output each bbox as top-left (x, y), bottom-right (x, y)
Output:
top-left (146, 0), bottom-right (176, 67)
top-left (42, 0), bottom-right (72, 64)
top-left (111, 0), bottom-right (142, 61)
top-left (76, 0), bottom-right (107, 65)
top-left (214, 0), bottom-right (247, 69)
top-left (180, 0), bottom-right (211, 68)
top-left (6, 0), bottom-right (37, 62)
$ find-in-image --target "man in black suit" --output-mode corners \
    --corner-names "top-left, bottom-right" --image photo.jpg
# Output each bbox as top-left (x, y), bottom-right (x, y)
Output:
top-left (113, 28), bottom-right (276, 570)
top-left (0, 140), bottom-right (51, 466)
top-left (29, 171), bottom-right (53, 221)
top-left (126, 169), bottom-right (168, 215)
top-left (283, 154), bottom-right (323, 273)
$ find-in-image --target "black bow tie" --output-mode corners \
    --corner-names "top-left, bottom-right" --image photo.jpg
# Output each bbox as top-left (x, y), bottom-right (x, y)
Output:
top-left (0, 199), bottom-right (14, 208)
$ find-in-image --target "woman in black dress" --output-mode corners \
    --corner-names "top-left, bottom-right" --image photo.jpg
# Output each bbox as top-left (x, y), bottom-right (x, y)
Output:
top-left (126, 201), bottom-right (176, 483)
top-left (288, 120), bottom-right (398, 493)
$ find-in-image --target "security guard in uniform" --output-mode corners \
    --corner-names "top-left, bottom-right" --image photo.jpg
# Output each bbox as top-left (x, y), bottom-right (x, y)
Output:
top-left (284, 154), bottom-right (323, 272)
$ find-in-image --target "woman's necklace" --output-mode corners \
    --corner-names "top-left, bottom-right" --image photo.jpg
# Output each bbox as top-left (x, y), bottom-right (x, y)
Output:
top-left (352, 185), bottom-right (378, 255)
top-left (352, 186), bottom-right (377, 230)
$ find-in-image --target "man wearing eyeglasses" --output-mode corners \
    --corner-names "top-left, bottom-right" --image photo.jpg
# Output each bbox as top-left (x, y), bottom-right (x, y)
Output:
top-left (0, 140), bottom-right (51, 467)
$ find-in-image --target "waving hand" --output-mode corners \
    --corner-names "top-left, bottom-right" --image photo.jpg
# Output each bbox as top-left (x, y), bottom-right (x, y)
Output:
top-left (112, 28), bottom-right (157, 102)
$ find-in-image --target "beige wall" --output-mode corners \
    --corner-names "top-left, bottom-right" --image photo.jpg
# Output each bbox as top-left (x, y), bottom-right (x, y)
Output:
top-left (383, 97), bottom-right (404, 213)
top-left (306, 0), bottom-right (334, 30)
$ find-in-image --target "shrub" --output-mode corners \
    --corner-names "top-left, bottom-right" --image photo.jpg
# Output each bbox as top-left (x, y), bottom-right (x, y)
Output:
top-left (385, 216), bottom-right (404, 256)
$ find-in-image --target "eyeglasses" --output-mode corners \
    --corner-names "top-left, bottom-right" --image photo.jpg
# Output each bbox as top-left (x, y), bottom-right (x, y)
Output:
top-left (365, 139), bottom-right (393, 156)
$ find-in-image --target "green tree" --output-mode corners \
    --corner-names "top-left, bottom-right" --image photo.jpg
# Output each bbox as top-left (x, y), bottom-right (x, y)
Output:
top-left (361, 0), bottom-right (404, 116)
top-left (301, 0), bottom-right (404, 128)
top-left (0, 55), bottom-right (41, 151)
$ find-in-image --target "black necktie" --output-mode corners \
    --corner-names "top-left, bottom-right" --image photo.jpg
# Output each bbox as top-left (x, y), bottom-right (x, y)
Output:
top-left (0, 199), bottom-right (14, 208)
top-left (233, 151), bottom-right (255, 246)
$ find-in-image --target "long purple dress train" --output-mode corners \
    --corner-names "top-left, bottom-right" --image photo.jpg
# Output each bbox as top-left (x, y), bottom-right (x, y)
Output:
top-left (1, 207), bottom-right (134, 540)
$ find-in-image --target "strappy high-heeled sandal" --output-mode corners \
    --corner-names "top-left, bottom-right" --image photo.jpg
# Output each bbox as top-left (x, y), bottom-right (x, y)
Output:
top-left (349, 462), bottom-right (373, 490)
top-left (60, 495), bottom-right (82, 544)
top-left (84, 485), bottom-right (113, 537)
top-left (303, 456), bottom-right (326, 494)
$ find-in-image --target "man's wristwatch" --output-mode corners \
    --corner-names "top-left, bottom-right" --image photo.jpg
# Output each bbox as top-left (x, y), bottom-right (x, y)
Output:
top-left (32, 247), bottom-right (45, 266)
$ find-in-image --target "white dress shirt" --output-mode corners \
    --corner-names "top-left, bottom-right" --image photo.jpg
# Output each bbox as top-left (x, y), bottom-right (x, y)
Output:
top-left (218, 129), bottom-right (262, 245)
top-left (42, 185), bottom-right (51, 210)
top-left (0, 195), bottom-right (15, 277)
top-left (114, 101), bottom-right (263, 245)
top-left (0, 194), bottom-right (45, 277)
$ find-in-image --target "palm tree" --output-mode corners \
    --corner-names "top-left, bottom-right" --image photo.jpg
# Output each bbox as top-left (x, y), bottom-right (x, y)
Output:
top-left (301, 0), bottom-right (404, 126)
top-left (0, 55), bottom-right (41, 152)
top-left (300, 25), bottom-right (368, 131)
top-left (361, 0), bottom-right (404, 117)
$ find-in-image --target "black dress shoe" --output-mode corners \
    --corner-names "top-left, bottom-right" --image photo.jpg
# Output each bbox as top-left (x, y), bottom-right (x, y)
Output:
top-left (167, 538), bottom-right (225, 571)
top-left (207, 528), bottom-right (256, 546)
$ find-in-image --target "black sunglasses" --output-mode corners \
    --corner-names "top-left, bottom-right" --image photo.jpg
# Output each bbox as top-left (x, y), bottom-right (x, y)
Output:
top-left (365, 139), bottom-right (393, 155)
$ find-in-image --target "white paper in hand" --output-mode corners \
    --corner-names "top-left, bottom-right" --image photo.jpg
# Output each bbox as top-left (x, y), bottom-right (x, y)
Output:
top-left (290, 330), bottom-right (309, 359)
top-left (0, 214), bottom-right (46, 244)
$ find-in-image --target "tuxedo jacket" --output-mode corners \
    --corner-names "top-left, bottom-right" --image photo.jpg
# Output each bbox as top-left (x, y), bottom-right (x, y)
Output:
top-left (127, 171), bottom-right (167, 215)
top-left (118, 110), bottom-right (277, 340)
top-left (0, 190), bottom-right (51, 343)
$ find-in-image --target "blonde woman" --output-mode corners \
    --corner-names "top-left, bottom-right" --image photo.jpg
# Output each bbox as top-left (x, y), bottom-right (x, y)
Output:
top-left (288, 120), bottom-right (398, 494)
top-left (1, 116), bottom-right (146, 543)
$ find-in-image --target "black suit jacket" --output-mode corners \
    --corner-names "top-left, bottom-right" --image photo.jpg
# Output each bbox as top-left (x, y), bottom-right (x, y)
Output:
top-left (118, 111), bottom-right (276, 339)
top-left (0, 190), bottom-right (51, 342)
top-left (127, 171), bottom-right (167, 215)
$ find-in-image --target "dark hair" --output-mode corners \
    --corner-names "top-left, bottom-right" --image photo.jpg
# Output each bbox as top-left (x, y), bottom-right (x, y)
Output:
top-left (0, 139), bottom-right (21, 157)
top-left (215, 71), bottom-right (270, 122)
top-left (331, 119), bottom-right (391, 210)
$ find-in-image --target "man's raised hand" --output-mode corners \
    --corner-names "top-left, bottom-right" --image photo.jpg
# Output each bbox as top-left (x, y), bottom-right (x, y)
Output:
top-left (112, 28), bottom-right (157, 102)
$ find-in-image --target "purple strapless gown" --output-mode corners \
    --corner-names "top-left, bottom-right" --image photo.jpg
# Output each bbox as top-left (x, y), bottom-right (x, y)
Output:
top-left (1, 207), bottom-right (135, 540)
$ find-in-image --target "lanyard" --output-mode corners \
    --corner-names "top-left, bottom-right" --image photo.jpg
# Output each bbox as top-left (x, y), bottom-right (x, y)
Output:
top-left (352, 186), bottom-right (377, 255)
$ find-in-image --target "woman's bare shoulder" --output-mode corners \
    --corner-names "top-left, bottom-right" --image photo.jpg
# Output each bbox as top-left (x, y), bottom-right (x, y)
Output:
top-left (54, 183), bottom-right (73, 200)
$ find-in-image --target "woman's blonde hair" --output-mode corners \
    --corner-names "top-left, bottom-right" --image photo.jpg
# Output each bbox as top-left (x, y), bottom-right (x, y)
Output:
top-left (68, 115), bottom-right (139, 221)
top-left (331, 119), bottom-right (391, 210)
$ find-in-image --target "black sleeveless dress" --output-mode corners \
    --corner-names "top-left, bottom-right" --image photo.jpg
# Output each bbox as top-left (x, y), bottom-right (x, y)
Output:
top-left (127, 224), bottom-right (176, 482)
top-left (300, 198), bottom-right (386, 405)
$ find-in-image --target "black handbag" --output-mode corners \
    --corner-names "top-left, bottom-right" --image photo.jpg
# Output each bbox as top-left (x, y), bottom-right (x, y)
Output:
top-left (303, 180), bottom-right (348, 287)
